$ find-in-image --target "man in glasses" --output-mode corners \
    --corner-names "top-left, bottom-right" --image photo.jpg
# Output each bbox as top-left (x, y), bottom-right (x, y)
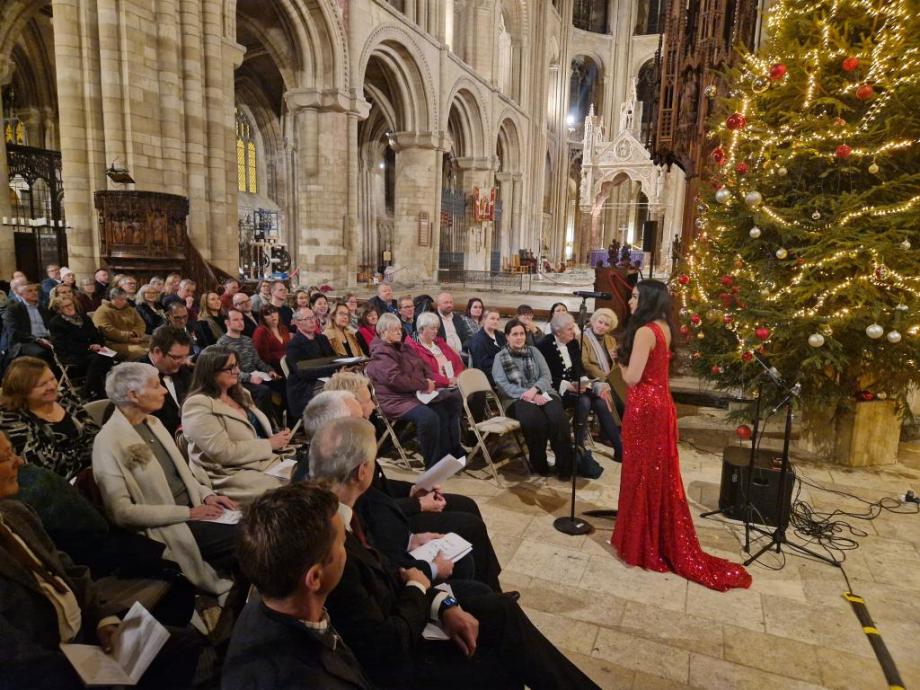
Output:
top-left (286, 307), bottom-right (339, 420)
top-left (231, 291), bottom-right (259, 337)
top-left (138, 325), bottom-right (194, 436)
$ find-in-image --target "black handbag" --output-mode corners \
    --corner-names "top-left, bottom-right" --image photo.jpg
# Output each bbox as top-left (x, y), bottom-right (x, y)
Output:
top-left (576, 448), bottom-right (604, 479)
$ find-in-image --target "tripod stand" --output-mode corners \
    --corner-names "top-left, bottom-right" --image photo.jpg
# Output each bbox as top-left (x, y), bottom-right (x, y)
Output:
top-left (740, 359), bottom-right (838, 567)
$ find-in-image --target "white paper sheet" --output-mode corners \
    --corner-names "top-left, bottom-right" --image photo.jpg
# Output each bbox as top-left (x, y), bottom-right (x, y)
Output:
top-left (413, 454), bottom-right (466, 492)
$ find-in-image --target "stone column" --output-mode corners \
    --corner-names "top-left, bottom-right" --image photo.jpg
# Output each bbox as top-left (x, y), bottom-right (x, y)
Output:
top-left (390, 131), bottom-right (446, 283)
top-left (0, 56), bottom-right (14, 278)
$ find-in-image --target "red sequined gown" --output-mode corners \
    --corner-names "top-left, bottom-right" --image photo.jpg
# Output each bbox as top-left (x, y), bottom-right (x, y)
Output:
top-left (611, 323), bottom-right (752, 591)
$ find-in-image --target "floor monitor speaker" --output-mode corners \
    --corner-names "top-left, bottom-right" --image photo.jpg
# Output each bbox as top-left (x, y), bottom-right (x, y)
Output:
top-left (717, 446), bottom-right (795, 528)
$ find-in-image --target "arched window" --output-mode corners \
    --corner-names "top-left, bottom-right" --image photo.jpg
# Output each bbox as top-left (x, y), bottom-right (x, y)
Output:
top-left (236, 108), bottom-right (257, 194)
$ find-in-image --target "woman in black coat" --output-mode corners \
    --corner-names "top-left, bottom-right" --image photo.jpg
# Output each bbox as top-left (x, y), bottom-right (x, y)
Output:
top-left (135, 283), bottom-right (167, 334)
top-left (48, 294), bottom-right (114, 400)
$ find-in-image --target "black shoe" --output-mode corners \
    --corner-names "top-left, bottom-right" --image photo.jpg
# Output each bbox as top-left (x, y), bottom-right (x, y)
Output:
top-left (503, 591), bottom-right (521, 603)
top-left (613, 453), bottom-right (623, 463)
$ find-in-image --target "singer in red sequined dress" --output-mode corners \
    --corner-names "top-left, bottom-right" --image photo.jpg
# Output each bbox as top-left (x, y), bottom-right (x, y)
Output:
top-left (611, 280), bottom-right (751, 591)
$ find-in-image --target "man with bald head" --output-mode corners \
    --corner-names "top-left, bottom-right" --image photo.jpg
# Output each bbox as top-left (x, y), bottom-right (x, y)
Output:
top-left (367, 282), bottom-right (397, 316)
top-left (435, 291), bottom-right (473, 355)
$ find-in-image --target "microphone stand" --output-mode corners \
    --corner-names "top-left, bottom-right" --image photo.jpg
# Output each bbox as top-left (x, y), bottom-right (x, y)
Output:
top-left (554, 294), bottom-right (595, 535)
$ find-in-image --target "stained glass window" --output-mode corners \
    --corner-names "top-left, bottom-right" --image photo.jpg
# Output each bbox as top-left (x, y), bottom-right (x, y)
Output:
top-left (235, 109), bottom-right (257, 194)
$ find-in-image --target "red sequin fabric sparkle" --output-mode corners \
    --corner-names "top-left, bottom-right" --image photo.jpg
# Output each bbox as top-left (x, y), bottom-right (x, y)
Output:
top-left (612, 323), bottom-right (752, 591)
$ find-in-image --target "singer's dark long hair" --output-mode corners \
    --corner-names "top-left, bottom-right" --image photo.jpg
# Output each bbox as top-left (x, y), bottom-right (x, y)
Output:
top-left (616, 279), bottom-right (675, 366)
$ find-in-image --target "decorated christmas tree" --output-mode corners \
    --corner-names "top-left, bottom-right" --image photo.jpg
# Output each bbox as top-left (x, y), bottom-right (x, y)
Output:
top-left (676, 0), bottom-right (920, 424)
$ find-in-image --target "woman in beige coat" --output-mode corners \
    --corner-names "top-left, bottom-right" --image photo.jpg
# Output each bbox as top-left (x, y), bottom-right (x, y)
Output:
top-left (90, 287), bottom-right (150, 360)
top-left (581, 307), bottom-right (626, 420)
top-left (92, 362), bottom-right (234, 596)
top-left (181, 345), bottom-right (291, 505)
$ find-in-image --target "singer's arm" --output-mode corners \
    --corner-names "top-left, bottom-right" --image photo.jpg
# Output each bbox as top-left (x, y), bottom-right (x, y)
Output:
top-left (619, 326), bottom-right (655, 387)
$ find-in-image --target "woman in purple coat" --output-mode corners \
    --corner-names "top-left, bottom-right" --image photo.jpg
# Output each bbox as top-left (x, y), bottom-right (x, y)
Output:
top-left (365, 313), bottom-right (463, 468)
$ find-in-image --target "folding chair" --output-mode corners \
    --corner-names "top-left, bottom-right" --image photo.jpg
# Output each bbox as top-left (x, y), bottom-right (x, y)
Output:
top-left (371, 387), bottom-right (424, 471)
top-left (457, 369), bottom-right (530, 486)
top-left (279, 355), bottom-right (290, 378)
top-left (82, 398), bottom-right (111, 426)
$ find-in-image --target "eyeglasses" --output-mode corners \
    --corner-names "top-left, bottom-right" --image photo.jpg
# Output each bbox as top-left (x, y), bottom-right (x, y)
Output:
top-left (218, 364), bottom-right (241, 373)
top-left (163, 351), bottom-right (188, 361)
top-left (295, 316), bottom-right (317, 322)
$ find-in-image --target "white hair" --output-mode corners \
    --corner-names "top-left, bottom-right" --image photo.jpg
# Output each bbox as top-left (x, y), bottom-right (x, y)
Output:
top-left (106, 362), bottom-right (159, 406)
top-left (375, 312), bottom-right (401, 337)
top-left (308, 417), bottom-right (377, 484)
top-left (135, 283), bottom-right (158, 306)
top-left (550, 311), bottom-right (575, 335)
top-left (303, 390), bottom-right (358, 438)
top-left (415, 311), bottom-right (440, 332)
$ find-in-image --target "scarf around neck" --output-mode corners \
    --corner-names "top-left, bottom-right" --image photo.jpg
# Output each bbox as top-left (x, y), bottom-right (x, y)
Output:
top-left (497, 345), bottom-right (539, 389)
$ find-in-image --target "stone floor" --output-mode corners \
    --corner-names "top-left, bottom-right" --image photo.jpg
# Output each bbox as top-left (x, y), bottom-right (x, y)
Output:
top-left (385, 436), bottom-right (920, 689)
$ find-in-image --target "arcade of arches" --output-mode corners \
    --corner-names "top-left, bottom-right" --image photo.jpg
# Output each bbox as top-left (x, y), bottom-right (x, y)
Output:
top-left (0, 0), bottom-right (681, 285)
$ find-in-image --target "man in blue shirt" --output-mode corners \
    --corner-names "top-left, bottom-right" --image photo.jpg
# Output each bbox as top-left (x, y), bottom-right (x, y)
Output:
top-left (1, 282), bottom-right (55, 366)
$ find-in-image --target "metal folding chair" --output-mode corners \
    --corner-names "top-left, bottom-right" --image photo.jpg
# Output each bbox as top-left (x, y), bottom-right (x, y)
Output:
top-left (456, 369), bottom-right (530, 486)
top-left (371, 387), bottom-right (424, 471)
top-left (82, 399), bottom-right (111, 427)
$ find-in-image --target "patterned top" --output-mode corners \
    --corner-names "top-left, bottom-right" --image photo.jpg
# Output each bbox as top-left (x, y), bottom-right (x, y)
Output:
top-left (0, 391), bottom-right (100, 480)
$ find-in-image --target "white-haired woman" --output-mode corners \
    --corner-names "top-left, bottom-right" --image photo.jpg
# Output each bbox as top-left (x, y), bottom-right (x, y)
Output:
top-left (405, 311), bottom-right (465, 388)
top-left (135, 282), bottom-right (166, 334)
top-left (365, 313), bottom-right (461, 469)
top-left (92, 361), bottom-right (236, 595)
top-left (582, 307), bottom-right (626, 416)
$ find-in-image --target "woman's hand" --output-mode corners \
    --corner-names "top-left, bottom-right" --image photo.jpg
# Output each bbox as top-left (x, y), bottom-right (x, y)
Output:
top-left (426, 379), bottom-right (436, 393)
top-left (189, 504), bottom-right (225, 521)
top-left (204, 494), bottom-right (238, 511)
top-left (521, 387), bottom-right (538, 402)
top-left (269, 429), bottom-right (292, 449)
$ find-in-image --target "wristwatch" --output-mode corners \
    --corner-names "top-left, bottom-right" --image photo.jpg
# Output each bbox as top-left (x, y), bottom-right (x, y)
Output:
top-left (438, 595), bottom-right (460, 618)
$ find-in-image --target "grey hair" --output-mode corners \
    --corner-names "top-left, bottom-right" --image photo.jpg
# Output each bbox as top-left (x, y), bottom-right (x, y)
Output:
top-left (308, 417), bottom-right (377, 484)
top-left (106, 362), bottom-right (160, 406)
top-left (135, 283), bottom-right (158, 306)
top-left (415, 311), bottom-right (440, 333)
top-left (108, 287), bottom-right (128, 300)
top-left (303, 390), bottom-right (358, 438)
top-left (550, 311), bottom-right (575, 335)
top-left (375, 312), bottom-right (401, 337)
top-left (178, 278), bottom-right (196, 289)
top-left (324, 371), bottom-right (372, 397)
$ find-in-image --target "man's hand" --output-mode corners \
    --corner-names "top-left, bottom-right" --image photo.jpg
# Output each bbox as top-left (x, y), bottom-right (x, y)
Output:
top-left (36, 338), bottom-right (52, 350)
top-left (408, 532), bottom-right (442, 550)
top-left (398, 567), bottom-right (431, 590)
top-left (432, 550), bottom-right (454, 580)
top-left (189, 504), bottom-right (225, 521)
top-left (442, 607), bottom-right (479, 657)
top-left (418, 492), bottom-right (446, 513)
top-left (96, 624), bottom-right (119, 653)
top-left (204, 494), bottom-right (238, 511)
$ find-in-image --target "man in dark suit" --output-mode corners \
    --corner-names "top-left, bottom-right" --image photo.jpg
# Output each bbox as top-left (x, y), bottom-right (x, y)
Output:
top-left (286, 307), bottom-right (340, 420)
top-left (537, 312), bottom-right (621, 460)
top-left (164, 302), bottom-right (201, 356)
top-left (231, 291), bottom-right (260, 337)
top-left (311, 417), bottom-right (601, 690)
top-left (366, 282), bottom-right (397, 316)
top-left (435, 292), bottom-right (473, 355)
top-left (2, 282), bottom-right (55, 366)
top-left (223, 483), bottom-right (374, 690)
top-left (138, 326), bottom-right (194, 437)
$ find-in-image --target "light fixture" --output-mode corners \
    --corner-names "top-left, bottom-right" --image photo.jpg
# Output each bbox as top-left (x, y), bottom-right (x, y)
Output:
top-left (105, 159), bottom-right (134, 185)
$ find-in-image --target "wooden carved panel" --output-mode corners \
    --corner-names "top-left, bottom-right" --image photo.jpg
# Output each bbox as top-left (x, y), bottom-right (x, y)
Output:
top-left (94, 191), bottom-right (189, 269)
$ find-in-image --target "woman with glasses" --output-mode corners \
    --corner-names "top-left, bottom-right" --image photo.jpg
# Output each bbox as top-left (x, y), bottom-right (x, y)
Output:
top-left (323, 302), bottom-right (363, 358)
top-left (181, 346), bottom-right (292, 505)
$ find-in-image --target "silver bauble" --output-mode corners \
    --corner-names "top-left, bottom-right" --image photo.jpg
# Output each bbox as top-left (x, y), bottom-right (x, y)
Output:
top-left (868, 162), bottom-right (879, 174)
top-left (886, 330), bottom-right (902, 344)
top-left (776, 166), bottom-right (788, 176)
top-left (807, 333), bottom-right (825, 348)
top-left (704, 84), bottom-right (718, 98)
top-left (895, 303), bottom-right (909, 312)
top-left (775, 247), bottom-right (788, 259)
top-left (695, 218), bottom-right (704, 228)
top-left (715, 187), bottom-right (732, 204)
top-left (749, 226), bottom-right (762, 239)
top-left (902, 239), bottom-right (912, 250)
top-left (865, 323), bottom-right (884, 339)
top-left (744, 190), bottom-right (764, 207)
top-left (811, 210), bottom-right (822, 220)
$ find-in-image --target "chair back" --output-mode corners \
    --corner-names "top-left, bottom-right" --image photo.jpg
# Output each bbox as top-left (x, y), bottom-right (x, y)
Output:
top-left (279, 355), bottom-right (290, 378)
top-left (83, 399), bottom-right (111, 426)
top-left (457, 368), bottom-right (494, 398)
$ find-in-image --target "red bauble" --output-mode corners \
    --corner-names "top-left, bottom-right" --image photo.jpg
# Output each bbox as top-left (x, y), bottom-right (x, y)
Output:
top-left (736, 424), bottom-right (753, 440)
top-left (690, 313), bottom-right (702, 326)
top-left (719, 292), bottom-right (734, 307)
top-left (731, 285), bottom-right (741, 294)
top-left (711, 147), bottom-right (727, 165)
top-left (833, 117), bottom-right (846, 128)
top-left (711, 365), bottom-right (723, 375)
top-left (855, 83), bottom-right (875, 101)
top-left (726, 112), bottom-right (747, 130)
top-left (841, 56), bottom-right (859, 72)
top-left (721, 275), bottom-right (734, 287)
top-left (835, 144), bottom-right (852, 159)
top-left (679, 324), bottom-right (691, 336)
top-left (741, 351), bottom-right (753, 363)
top-left (769, 63), bottom-right (787, 80)
top-left (723, 314), bottom-right (734, 324)
top-left (755, 326), bottom-right (771, 341)
top-left (735, 161), bottom-right (749, 174)
top-left (857, 390), bottom-right (875, 401)
top-left (678, 273), bottom-right (690, 285)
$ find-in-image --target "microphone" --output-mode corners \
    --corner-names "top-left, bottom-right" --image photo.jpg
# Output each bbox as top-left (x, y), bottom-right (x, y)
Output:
top-left (752, 351), bottom-right (786, 387)
top-left (573, 290), bottom-right (612, 300)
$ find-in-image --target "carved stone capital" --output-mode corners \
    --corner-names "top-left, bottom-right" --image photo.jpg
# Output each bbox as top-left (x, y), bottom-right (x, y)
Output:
top-left (389, 131), bottom-right (450, 152)
top-left (285, 88), bottom-right (371, 118)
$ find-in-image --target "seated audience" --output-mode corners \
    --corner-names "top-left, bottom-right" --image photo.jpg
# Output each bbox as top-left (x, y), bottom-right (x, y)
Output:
top-left (293, 288), bottom-right (311, 313)
top-left (324, 301), bottom-right (364, 358)
top-left (161, 278), bottom-right (198, 320)
top-left (2, 281), bottom-right (54, 365)
top-left (48, 293), bottom-right (113, 400)
top-left (217, 309), bottom-right (280, 419)
top-left (310, 292), bottom-right (331, 332)
top-left (343, 292), bottom-right (359, 328)
top-left (161, 273), bottom-right (181, 304)
top-left (138, 326), bottom-right (194, 437)
top-left (222, 483), bottom-right (374, 690)
top-left (135, 283), bottom-right (166, 334)
top-left (468, 308), bottom-right (506, 385)
top-left (492, 319), bottom-right (574, 479)
top-left (537, 312), bottom-right (622, 461)
top-left (219, 278), bottom-right (240, 313)
top-left (406, 311), bottom-right (465, 387)
top-left (115, 274), bottom-right (139, 301)
top-left (231, 291), bottom-right (260, 337)
top-left (40, 263), bottom-right (61, 304)
top-left (193, 291), bottom-right (226, 348)
top-left (249, 279), bottom-right (273, 313)
top-left (435, 292), bottom-right (473, 355)
top-left (286, 307), bottom-right (340, 420)
top-left (268, 281), bottom-right (294, 332)
top-left (92, 287), bottom-right (150, 360)
top-left (366, 313), bottom-right (462, 469)
top-left (515, 304), bottom-right (544, 346)
top-left (355, 304), bottom-right (379, 354)
top-left (252, 304), bottom-right (291, 374)
top-left (93, 267), bottom-right (110, 298)
top-left (461, 297), bottom-right (484, 336)
top-left (581, 307), bottom-right (626, 418)
top-left (311, 417), bottom-right (600, 690)
top-left (148, 276), bottom-right (165, 292)
top-left (549, 302), bottom-right (569, 317)
top-left (0, 433), bottom-right (204, 690)
top-left (397, 294), bottom-right (416, 339)
top-left (0, 356), bottom-right (99, 479)
top-left (182, 346), bottom-right (290, 505)
top-left (165, 301), bottom-right (201, 355)
top-left (92, 362), bottom-right (236, 595)
top-left (76, 277), bottom-right (101, 313)
top-left (366, 281), bottom-right (397, 316)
